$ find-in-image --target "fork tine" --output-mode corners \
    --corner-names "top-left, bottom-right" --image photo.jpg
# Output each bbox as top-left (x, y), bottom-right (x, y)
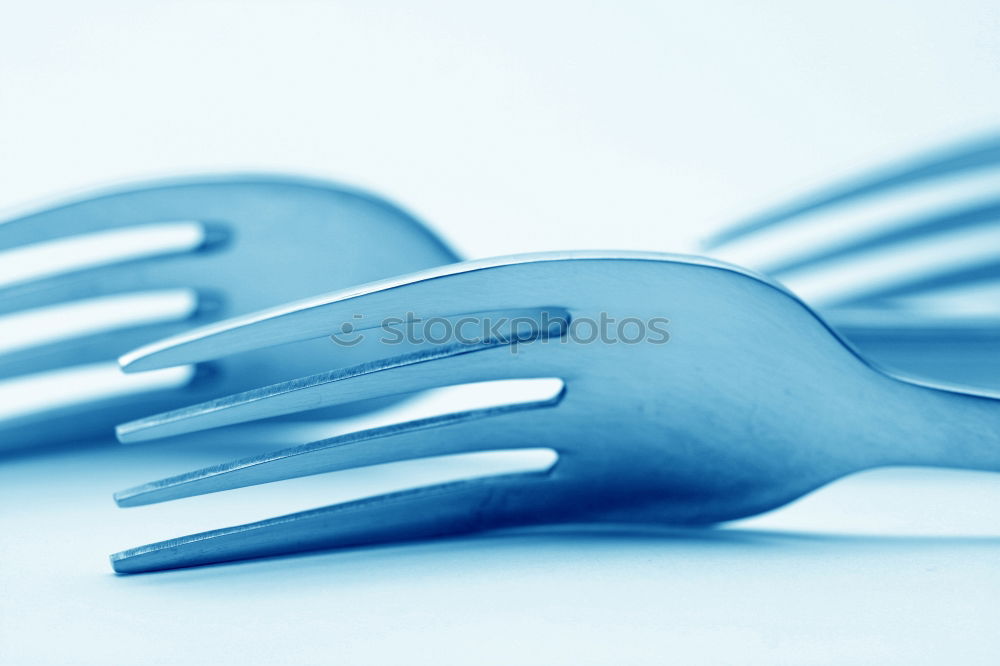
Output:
top-left (856, 261), bottom-right (1000, 304)
top-left (704, 133), bottom-right (1000, 247)
top-left (0, 362), bottom-right (197, 424)
top-left (117, 340), bottom-right (564, 443)
top-left (118, 255), bottom-right (571, 373)
top-left (115, 399), bottom-right (563, 507)
top-left (110, 471), bottom-right (559, 573)
top-left (0, 363), bottom-right (199, 451)
top-left (0, 223), bottom-right (217, 315)
top-left (0, 290), bottom-right (205, 378)
top-left (780, 224), bottom-right (1000, 307)
top-left (766, 199), bottom-right (1000, 277)
top-left (0, 184), bottom-right (202, 249)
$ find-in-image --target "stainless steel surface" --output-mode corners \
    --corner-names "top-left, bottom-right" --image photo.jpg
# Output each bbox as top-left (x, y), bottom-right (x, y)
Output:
top-left (110, 251), bottom-right (1000, 572)
top-left (0, 176), bottom-right (459, 450)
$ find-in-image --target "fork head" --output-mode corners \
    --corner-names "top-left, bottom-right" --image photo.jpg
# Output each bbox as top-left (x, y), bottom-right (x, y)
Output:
top-left (109, 251), bottom-right (989, 573)
top-left (0, 175), bottom-right (458, 450)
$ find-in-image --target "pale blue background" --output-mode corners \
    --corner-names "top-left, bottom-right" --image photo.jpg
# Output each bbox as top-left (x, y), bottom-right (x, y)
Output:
top-left (2, 1), bottom-right (1000, 664)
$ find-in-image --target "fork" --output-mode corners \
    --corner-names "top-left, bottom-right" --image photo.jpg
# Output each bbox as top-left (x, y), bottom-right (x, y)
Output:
top-left (108, 251), bottom-right (1000, 573)
top-left (0, 175), bottom-right (458, 450)
top-left (704, 133), bottom-right (1000, 389)
top-left (705, 132), bottom-right (1000, 309)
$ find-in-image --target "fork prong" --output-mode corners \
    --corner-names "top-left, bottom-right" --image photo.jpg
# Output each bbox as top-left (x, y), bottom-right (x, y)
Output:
top-left (115, 399), bottom-right (562, 507)
top-left (110, 471), bottom-right (559, 573)
top-left (0, 186), bottom-right (189, 250)
top-left (0, 362), bottom-right (198, 451)
top-left (780, 227), bottom-right (1000, 308)
top-left (118, 255), bottom-right (573, 373)
top-left (704, 133), bottom-right (1000, 248)
top-left (117, 340), bottom-right (563, 443)
top-left (0, 290), bottom-right (203, 378)
top-left (765, 199), bottom-right (1000, 278)
top-left (0, 223), bottom-right (213, 315)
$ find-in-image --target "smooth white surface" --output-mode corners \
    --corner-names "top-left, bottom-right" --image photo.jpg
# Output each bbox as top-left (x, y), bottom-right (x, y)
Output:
top-left (2, 1), bottom-right (1000, 663)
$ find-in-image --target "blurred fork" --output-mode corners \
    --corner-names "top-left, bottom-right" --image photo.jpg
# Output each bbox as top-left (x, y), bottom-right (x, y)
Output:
top-left (705, 132), bottom-right (1000, 307)
top-left (704, 133), bottom-right (1000, 388)
top-left (109, 251), bottom-right (1000, 572)
top-left (0, 175), bottom-right (458, 450)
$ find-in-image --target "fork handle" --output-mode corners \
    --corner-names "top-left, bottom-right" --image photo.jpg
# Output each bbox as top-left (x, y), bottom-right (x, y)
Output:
top-left (903, 384), bottom-right (1000, 473)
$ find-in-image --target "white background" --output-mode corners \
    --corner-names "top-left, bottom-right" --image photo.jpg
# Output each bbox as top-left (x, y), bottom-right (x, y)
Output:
top-left (2, 1), bottom-right (1000, 664)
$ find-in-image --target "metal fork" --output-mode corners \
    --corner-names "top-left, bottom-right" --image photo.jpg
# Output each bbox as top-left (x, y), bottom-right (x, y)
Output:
top-left (705, 132), bottom-right (1000, 307)
top-left (108, 251), bottom-right (1000, 572)
top-left (704, 133), bottom-right (1000, 389)
top-left (0, 175), bottom-right (458, 450)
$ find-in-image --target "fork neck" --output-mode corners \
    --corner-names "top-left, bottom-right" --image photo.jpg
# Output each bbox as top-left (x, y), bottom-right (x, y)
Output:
top-left (898, 383), bottom-right (1000, 473)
